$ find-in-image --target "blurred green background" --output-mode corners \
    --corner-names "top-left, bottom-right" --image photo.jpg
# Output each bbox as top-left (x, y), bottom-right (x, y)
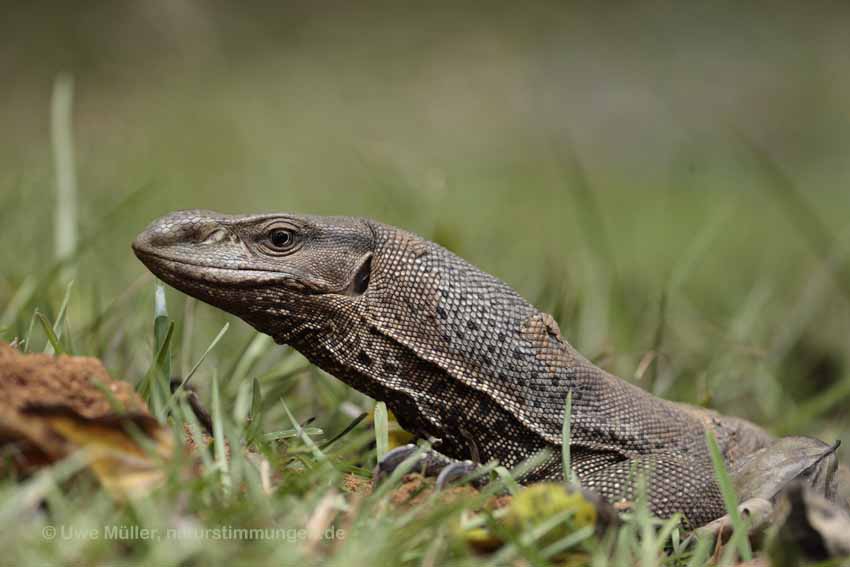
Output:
top-left (2, 1), bottom-right (849, 454)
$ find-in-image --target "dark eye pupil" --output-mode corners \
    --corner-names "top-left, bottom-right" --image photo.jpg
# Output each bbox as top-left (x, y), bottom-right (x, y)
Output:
top-left (270, 230), bottom-right (291, 247)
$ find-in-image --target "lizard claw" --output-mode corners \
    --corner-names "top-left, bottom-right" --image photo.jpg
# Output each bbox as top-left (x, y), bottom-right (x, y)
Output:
top-left (373, 445), bottom-right (471, 487)
top-left (373, 444), bottom-right (420, 485)
top-left (435, 460), bottom-right (479, 490)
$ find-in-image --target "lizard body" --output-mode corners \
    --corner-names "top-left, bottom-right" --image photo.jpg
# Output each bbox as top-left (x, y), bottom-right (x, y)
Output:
top-left (134, 209), bottom-right (776, 527)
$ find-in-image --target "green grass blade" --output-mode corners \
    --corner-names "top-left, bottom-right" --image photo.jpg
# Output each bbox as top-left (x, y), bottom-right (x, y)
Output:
top-left (51, 73), bottom-right (78, 268)
top-left (148, 281), bottom-right (174, 419)
top-left (211, 371), bottom-right (231, 495)
top-left (175, 322), bottom-right (229, 391)
top-left (367, 444), bottom-right (428, 502)
top-left (43, 279), bottom-right (74, 355)
top-left (178, 396), bottom-right (214, 472)
top-left (138, 320), bottom-right (175, 417)
top-left (23, 310), bottom-right (37, 352)
top-left (279, 396), bottom-right (327, 463)
top-left (244, 377), bottom-right (265, 445)
top-left (540, 525), bottom-right (595, 560)
top-left (224, 332), bottom-right (272, 391)
top-left (685, 534), bottom-right (713, 567)
top-left (263, 427), bottom-right (323, 441)
top-left (179, 297), bottom-right (196, 377)
top-left (492, 466), bottom-right (522, 496)
top-left (318, 411), bottom-right (368, 451)
top-left (706, 429), bottom-right (752, 561)
top-left (232, 378), bottom-right (252, 425)
top-left (89, 377), bottom-right (127, 414)
top-left (0, 452), bottom-right (89, 525)
top-left (562, 390), bottom-right (574, 483)
top-left (654, 513), bottom-right (683, 555)
top-left (36, 312), bottom-right (64, 355)
top-left (507, 447), bottom-right (553, 485)
top-left (0, 275), bottom-right (36, 329)
top-left (374, 401), bottom-right (389, 461)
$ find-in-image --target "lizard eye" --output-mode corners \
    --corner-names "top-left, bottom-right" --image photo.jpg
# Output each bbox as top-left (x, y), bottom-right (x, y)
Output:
top-left (261, 222), bottom-right (302, 256)
top-left (268, 228), bottom-right (294, 250)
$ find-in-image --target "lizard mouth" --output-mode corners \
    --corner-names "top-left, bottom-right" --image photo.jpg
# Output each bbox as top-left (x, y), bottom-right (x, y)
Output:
top-left (133, 248), bottom-right (310, 288)
top-left (132, 247), bottom-right (332, 294)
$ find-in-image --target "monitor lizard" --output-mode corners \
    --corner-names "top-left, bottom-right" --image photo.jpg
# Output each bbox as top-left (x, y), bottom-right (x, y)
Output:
top-left (133, 209), bottom-right (837, 527)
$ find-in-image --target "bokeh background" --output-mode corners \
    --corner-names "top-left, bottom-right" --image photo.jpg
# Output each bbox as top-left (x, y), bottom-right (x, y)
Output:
top-left (2, 2), bottom-right (849, 456)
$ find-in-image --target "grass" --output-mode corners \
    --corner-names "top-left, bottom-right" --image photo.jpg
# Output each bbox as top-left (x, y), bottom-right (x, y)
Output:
top-left (2, 152), bottom-right (850, 567)
top-left (2, 167), bottom-right (846, 567)
top-left (706, 431), bottom-right (751, 563)
top-left (2, 8), bottom-right (850, 562)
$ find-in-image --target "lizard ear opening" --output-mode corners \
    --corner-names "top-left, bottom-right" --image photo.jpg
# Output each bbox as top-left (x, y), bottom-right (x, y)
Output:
top-left (345, 253), bottom-right (372, 296)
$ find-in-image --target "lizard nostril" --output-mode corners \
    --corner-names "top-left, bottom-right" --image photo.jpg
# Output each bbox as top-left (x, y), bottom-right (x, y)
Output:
top-left (200, 228), bottom-right (229, 244)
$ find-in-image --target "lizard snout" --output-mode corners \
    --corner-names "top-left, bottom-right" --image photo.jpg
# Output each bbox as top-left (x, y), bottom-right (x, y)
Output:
top-left (133, 209), bottom-right (229, 257)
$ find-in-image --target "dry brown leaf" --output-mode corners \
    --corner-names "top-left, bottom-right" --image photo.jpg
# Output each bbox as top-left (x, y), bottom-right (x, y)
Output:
top-left (26, 406), bottom-right (174, 499)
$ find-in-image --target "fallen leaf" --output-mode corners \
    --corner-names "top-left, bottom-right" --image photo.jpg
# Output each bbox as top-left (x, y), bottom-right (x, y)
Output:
top-left (25, 405), bottom-right (174, 499)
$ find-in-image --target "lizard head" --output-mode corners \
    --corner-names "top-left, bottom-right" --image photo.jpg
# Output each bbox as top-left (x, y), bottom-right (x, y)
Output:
top-left (132, 209), bottom-right (375, 344)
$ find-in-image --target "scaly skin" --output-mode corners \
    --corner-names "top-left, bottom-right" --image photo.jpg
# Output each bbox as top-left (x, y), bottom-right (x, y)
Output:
top-left (133, 209), bottom-right (777, 527)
